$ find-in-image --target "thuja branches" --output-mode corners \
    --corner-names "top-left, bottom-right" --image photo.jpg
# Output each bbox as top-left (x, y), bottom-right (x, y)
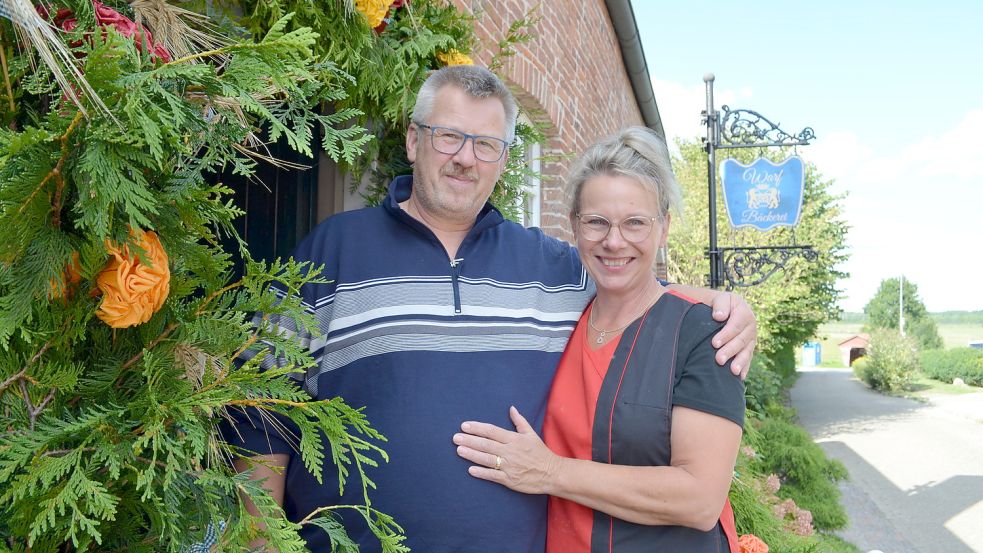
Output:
top-left (0, 5), bottom-right (396, 551)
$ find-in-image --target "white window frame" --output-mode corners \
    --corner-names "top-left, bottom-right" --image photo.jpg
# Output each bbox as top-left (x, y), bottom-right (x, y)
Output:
top-left (516, 113), bottom-right (542, 228)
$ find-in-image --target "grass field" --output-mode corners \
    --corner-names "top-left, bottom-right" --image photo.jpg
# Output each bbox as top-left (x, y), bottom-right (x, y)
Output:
top-left (810, 322), bottom-right (983, 367)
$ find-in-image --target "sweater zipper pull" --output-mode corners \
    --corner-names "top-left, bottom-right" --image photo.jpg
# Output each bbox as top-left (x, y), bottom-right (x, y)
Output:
top-left (450, 258), bottom-right (464, 314)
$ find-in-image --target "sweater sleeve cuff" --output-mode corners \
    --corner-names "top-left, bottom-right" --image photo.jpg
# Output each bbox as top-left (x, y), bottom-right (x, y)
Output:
top-left (219, 406), bottom-right (297, 457)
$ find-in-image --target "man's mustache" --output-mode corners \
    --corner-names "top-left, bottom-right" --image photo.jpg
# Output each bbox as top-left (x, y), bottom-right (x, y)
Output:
top-left (441, 165), bottom-right (477, 180)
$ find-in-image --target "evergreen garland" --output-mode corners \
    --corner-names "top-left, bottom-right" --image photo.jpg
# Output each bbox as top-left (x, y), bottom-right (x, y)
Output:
top-left (0, 0), bottom-right (557, 549)
top-left (226, 0), bottom-right (550, 221)
top-left (0, 4), bottom-right (401, 550)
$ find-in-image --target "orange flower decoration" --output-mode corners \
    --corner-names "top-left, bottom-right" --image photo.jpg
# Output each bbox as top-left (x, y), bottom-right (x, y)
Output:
top-left (739, 533), bottom-right (769, 553)
top-left (95, 229), bottom-right (170, 328)
top-left (49, 251), bottom-right (82, 300)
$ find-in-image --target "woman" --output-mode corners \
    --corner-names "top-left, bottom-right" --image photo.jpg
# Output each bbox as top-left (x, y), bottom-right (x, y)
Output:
top-left (453, 127), bottom-right (745, 552)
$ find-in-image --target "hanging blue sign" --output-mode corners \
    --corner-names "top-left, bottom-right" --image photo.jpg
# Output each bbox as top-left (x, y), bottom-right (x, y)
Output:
top-left (720, 156), bottom-right (804, 230)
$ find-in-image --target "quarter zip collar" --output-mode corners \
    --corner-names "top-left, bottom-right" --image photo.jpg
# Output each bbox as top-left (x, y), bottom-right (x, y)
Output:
top-left (384, 175), bottom-right (506, 315)
top-left (384, 175), bottom-right (506, 240)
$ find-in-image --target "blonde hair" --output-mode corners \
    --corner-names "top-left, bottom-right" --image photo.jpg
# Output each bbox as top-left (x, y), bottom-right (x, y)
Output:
top-left (567, 127), bottom-right (681, 221)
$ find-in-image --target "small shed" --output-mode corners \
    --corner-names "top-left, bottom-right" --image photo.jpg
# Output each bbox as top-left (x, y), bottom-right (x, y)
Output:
top-left (839, 334), bottom-right (870, 366)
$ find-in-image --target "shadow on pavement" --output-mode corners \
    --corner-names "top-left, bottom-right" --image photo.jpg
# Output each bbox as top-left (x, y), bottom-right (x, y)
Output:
top-left (820, 441), bottom-right (981, 553)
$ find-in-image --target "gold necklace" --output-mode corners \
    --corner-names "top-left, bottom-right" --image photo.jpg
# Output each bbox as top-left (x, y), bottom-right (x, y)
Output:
top-left (588, 303), bottom-right (645, 345)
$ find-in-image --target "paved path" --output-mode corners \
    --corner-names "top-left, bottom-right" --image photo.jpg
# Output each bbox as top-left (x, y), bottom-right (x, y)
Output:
top-left (790, 368), bottom-right (983, 553)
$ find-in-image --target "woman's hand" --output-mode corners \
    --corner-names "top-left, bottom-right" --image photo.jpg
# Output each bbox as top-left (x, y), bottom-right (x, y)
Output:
top-left (454, 406), bottom-right (560, 495)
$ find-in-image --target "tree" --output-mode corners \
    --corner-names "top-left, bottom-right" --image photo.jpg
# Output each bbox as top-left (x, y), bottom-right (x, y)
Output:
top-left (667, 140), bottom-right (850, 379)
top-left (863, 278), bottom-right (943, 350)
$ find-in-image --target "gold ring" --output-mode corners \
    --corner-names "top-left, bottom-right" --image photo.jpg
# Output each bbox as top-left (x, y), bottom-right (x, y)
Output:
top-left (494, 455), bottom-right (502, 470)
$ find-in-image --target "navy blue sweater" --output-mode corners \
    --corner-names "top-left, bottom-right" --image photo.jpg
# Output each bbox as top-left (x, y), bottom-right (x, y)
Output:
top-left (223, 176), bottom-right (593, 552)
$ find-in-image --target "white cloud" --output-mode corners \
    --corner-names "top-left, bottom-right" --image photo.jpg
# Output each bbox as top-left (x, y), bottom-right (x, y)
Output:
top-left (815, 110), bottom-right (983, 188)
top-left (651, 78), bottom-right (743, 147)
top-left (817, 111), bottom-right (983, 312)
top-left (900, 109), bottom-right (983, 180)
top-left (801, 131), bottom-right (873, 189)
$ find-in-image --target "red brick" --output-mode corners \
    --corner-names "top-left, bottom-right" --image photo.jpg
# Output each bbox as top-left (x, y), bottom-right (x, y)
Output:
top-left (455, 0), bottom-right (645, 240)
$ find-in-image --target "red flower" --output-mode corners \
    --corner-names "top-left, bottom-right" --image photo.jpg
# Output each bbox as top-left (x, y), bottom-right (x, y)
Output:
top-left (36, 1), bottom-right (172, 62)
top-left (93, 1), bottom-right (171, 62)
top-left (52, 8), bottom-right (77, 31)
top-left (372, 0), bottom-right (409, 34)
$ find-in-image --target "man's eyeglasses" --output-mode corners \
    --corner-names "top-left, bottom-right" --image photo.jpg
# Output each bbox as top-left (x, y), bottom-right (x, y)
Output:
top-left (576, 213), bottom-right (660, 243)
top-left (415, 123), bottom-right (509, 162)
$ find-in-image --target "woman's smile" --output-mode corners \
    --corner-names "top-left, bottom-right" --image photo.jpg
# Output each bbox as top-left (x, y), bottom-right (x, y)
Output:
top-left (597, 256), bottom-right (634, 268)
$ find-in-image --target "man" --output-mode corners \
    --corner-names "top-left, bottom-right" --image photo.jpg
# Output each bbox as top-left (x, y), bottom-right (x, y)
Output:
top-left (225, 65), bottom-right (756, 552)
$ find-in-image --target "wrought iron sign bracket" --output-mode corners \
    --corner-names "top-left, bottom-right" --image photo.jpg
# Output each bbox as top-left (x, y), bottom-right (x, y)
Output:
top-left (702, 73), bottom-right (817, 289)
top-left (716, 105), bottom-right (816, 149)
top-left (714, 245), bottom-right (818, 289)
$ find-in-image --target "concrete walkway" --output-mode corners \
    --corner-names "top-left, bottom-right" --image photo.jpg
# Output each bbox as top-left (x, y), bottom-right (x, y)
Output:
top-left (790, 368), bottom-right (983, 553)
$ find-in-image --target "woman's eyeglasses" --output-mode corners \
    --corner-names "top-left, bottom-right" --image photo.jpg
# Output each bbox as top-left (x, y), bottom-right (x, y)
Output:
top-left (576, 213), bottom-right (659, 243)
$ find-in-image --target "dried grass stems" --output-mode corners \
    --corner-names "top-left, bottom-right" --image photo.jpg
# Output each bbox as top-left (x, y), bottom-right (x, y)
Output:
top-left (1, 0), bottom-right (115, 120)
top-left (129, 0), bottom-right (229, 61)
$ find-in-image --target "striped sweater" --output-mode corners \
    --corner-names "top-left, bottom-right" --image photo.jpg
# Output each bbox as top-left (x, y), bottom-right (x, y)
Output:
top-left (224, 175), bottom-right (594, 553)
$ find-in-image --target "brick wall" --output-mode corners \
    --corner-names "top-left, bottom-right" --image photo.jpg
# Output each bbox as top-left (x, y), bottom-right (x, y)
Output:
top-left (450, 0), bottom-right (646, 242)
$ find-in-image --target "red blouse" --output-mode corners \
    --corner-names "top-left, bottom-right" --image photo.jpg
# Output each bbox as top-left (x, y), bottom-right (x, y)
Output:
top-left (542, 304), bottom-right (618, 552)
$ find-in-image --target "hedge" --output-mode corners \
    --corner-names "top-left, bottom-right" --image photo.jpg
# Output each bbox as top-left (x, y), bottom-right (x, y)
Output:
top-left (921, 348), bottom-right (983, 386)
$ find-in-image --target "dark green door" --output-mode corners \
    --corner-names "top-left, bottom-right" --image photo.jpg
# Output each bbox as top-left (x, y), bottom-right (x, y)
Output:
top-left (220, 128), bottom-right (320, 278)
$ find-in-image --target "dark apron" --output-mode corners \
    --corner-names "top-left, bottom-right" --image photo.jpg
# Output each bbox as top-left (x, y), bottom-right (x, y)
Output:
top-left (590, 293), bottom-right (738, 553)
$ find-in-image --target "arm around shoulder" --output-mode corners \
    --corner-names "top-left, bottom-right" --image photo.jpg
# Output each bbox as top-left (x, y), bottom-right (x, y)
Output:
top-left (665, 284), bottom-right (757, 377)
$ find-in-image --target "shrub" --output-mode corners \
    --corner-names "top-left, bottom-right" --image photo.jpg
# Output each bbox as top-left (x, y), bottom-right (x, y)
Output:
top-left (730, 435), bottom-right (860, 553)
top-left (908, 317), bottom-right (944, 350)
top-left (729, 473), bottom-right (817, 553)
top-left (946, 348), bottom-right (983, 386)
top-left (921, 349), bottom-right (947, 381)
top-left (768, 342), bottom-right (799, 381)
top-left (921, 348), bottom-right (983, 386)
top-left (745, 356), bottom-right (784, 416)
top-left (851, 357), bottom-right (868, 382)
top-left (856, 329), bottom-right (919, 392)
top-left (746, 411), bottom-right (849, 531)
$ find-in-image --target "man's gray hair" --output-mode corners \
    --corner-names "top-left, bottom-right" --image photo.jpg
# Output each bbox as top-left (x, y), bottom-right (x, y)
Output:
top-left (412, 65), bottom-right (518, 141)
top-left (567, 127), bottom-right (682, 221)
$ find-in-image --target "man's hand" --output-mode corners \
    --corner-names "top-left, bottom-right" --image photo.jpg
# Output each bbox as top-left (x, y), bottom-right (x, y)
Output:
top-left (233, 454), bottom-right (289, 551)
top-left (664, 284), bottom-right (757, 378)
top-left (709, 292), bottom-right (756, 379)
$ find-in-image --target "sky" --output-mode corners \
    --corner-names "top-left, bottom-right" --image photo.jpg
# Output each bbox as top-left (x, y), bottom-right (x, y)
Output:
top-left (633, 1), bottom-right (983, 313)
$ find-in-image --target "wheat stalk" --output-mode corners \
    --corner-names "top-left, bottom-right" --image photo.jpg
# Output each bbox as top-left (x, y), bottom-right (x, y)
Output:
top-left (0, 0), bottom-right (115, 120)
